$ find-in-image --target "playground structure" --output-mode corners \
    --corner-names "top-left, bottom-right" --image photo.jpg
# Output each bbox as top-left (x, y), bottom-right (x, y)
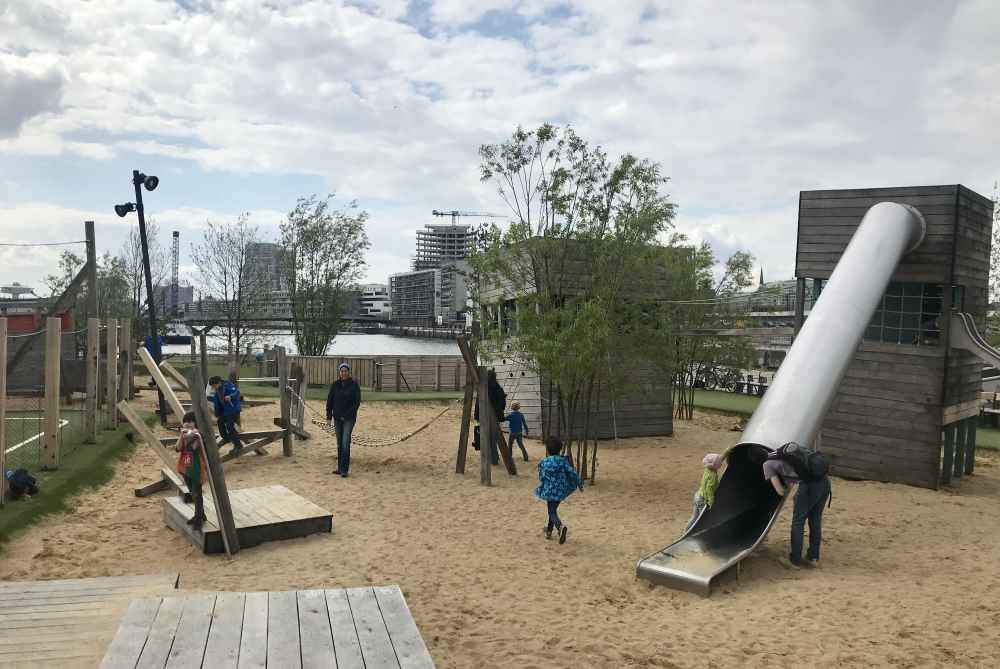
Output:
top-left (638, 184), bottom-right (994, 595)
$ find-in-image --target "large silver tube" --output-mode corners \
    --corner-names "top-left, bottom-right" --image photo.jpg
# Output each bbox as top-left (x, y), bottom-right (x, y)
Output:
top-left (739, 202), bottom-right (926, 450)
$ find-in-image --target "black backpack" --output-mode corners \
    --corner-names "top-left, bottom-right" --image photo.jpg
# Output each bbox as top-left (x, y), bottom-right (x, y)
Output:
top-left (7, 468), bottom-right (39, 499)
top-left (775, 442), bottom-right (829, 482)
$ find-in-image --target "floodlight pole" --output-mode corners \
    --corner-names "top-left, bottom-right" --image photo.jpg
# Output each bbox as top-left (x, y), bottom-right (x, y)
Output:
top-left (134, 169), bottom-right (167, 424)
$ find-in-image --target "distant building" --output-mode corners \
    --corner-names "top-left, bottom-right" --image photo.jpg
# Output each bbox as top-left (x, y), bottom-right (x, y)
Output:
top-left (247, 242), bottom-right (288, 293)
top-left (390, 264), bottom-right (469, 326)
top-left (412, 224), bottom-right (475, 271)
top-left (357, 284), bottom-right (391, 320)
top-left (154, 284), bottom-right (195, 317)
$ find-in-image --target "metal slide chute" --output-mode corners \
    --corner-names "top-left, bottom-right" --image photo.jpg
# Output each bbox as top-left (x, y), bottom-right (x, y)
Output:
top-left (637, 202), bottom-right (927, 595)
top-left (949, 311), bottom-right (1000, 369)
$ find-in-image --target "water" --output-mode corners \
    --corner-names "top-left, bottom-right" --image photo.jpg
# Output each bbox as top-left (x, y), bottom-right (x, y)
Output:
top-left (163, 332), bottom-right (459, 357)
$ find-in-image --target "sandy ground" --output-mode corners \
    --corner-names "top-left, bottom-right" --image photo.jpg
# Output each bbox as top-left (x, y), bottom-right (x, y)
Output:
top-left (1, 396), bottom-right (999, 668)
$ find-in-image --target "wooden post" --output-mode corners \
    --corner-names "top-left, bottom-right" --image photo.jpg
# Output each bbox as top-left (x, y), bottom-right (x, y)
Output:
top-left (187, 366), bottom-right (240, 555)
top-left (199, 330), bottom-right (208, 386)
top-left (43, 317), bottom-right (61, 470)
top-left (456, 336), bottom-right (516, 476)
top-left (278, 346), bottom-right (293, 456)
top-left (85, 221), bottom-right (97, 318)
top-left (395, 357), bottom-right (401, 392)
top-left (456, 365), bottom-right (474, 474)
top-left (478, 366), bottom-right (491, 486)
top-left (85, 317), bottom-right (99, 443)
top-left (106, 319), bottom-right (119, 429)
top-left (435, 359), bottom-right (441, 392)
top-left (120, 318), bottom-right (133, 400)
top-left (953, 419), bottom-right (966, 480)
top-left (964, 416), bottom-right (976, 475)
top-left (0, 319), bottom-right (6, 506)
top-left (190, 333), bottom-right (197, 366)
top-left (941, 425), bottom-right (954, 486)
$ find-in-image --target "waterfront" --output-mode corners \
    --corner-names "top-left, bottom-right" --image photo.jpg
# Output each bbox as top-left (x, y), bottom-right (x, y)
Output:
top-left (164, 332), bottom-right (460, 357)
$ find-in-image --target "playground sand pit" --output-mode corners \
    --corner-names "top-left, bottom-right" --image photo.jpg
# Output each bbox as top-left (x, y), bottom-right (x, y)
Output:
top-left (2, 397), bottom-right (999, 668)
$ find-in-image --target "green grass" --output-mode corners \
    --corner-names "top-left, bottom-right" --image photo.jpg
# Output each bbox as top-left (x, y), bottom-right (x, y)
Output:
top-left (0, 416), bottom-right (148, 553)
top-left (691, 389), bottom-right (1000, 452)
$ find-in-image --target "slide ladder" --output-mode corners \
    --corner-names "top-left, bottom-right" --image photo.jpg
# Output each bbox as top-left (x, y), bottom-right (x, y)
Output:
top-left (636, 202), bottom-right (927, 595)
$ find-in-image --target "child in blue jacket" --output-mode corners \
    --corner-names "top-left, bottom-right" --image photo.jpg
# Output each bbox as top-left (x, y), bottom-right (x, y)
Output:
top-left (505, 402), bottom-right (530, 461)
top-left (209, 376), bottom-right (244, 455)
top-left (535, 436), bottom-right (581, 544)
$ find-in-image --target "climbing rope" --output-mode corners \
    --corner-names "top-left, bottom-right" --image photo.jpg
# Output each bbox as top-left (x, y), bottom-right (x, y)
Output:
top-left (290, 386), bottom-right (458, 448)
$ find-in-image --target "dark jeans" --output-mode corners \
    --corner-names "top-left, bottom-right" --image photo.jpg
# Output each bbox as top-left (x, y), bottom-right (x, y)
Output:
top-left (218, 414), bottom-right (243, 449)
top-left (184, 474), bottom-right (206, 520)
top-left (510, 432), bottom-right (528, 460)
top-left (546, 500), bottom-right (562, 531)
top-left (473, 425), bottom-right (499, 464)
top-left (790, 477), bottom-right (831, 564)
top-left (334, 417), bottom-right (355, 474)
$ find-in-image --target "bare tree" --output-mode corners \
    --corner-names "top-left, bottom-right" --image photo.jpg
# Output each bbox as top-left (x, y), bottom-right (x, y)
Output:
top-left (190, 213), bottom-right (270, 356)
top-left (117, 219), bottom-right (169, 331)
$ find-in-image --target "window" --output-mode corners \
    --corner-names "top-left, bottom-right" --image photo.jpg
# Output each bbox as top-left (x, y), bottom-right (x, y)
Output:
top-left (864, 283), bottom-right (944, 346)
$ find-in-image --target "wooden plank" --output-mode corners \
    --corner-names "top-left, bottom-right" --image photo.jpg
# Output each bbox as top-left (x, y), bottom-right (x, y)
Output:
top-left (297, 589), bottom-right (337, 669)
top-left (478, 367), bottom-right (491, 486)
top-left (964, 415), bottom-right (976, 475)
top-left (98, 597), bottom-right (161, 669)
top-left (138, 345), bottom-right (187, 421)
top-left (0, 574), bottom-right (179, 593)
top-left (165, 593), bottom-right (217, 669)
top-left (238, 591), bottom-right (268, 669)
top-left (118, 400), bottom-right (189, 495)
top-left (201, 591), bottom-right (246, 669)
top-left (278, 346), bottom-right (293, 456)
top-left (121, 318), bottom-right (134, 400)
top-left (43, 317), bottom-right (61, 469)
top-left (373, 585), bottom-right (434, 669)
top-left (326, 589), bottom-right (365, 668)
top-left (953, 420), bottom-right (966, 479)
top-left (160, 361), bottom-right (190, 391)
top-left (107, 318), bottom-right (119, 429)
top-left (456, 366), bottom-right (473, 475)
top-left (267, 590), bottom-right (302, 669)
top-left (135, 595), bottom-right (185, 669)
top-left (346, 587), bottom-right (398, 669)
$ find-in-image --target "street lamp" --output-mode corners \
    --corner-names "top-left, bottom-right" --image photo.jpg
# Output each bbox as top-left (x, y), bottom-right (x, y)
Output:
top-left (115, 170), bottom-right (166, 423)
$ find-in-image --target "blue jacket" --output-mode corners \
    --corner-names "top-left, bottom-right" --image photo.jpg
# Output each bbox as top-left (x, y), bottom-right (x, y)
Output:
top-left (534, 455), bottom-right (581, 502)
top-left (506, 410), bottom-right (528, 434)
top-left (212, 381), bottom-right (242, 417)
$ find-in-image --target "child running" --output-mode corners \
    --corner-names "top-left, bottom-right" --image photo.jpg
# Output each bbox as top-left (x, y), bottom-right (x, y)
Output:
top-left (685, 452), bottom-right (725, 532)
top-left (505, 402), bottom-right (530, 461)
top-left (534, 436), bottom-right (581, 544)
top-left (175, 411), bottom-right (208, 530)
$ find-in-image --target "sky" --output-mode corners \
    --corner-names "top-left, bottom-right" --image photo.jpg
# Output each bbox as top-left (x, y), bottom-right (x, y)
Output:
top-left (0, 0), bottom-right (997, 296)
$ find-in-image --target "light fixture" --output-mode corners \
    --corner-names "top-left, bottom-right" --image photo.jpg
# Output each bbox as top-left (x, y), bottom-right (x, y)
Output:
top-left (115, 202), bottom-right (136, 217)
top-left (143, 175), bottom-right (159, 191)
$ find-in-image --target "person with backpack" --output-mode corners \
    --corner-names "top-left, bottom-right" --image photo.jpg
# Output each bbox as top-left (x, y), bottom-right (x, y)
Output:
top-left (4, 469), bottom-right (39, 500)
top-left (535, 436), bottom-right (581, 544)
top-left (764, 441), bottom-right (831, 569)
top-left (174, 411), bottom-right (208, 530)
top-left (209, 376), bottom-right (243, 456)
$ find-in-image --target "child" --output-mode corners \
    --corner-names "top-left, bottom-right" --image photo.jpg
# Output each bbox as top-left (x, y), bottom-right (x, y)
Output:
top-left (685, 452), bottom-right (724, 532)
top-left (505, 402), bottom-right (530, 461)
top-left (209, 376), bottom-right (243, 456)
top-left (534, 436), bottom-right (581, 544)
top-left (175, 411), bottom-right (208, 530)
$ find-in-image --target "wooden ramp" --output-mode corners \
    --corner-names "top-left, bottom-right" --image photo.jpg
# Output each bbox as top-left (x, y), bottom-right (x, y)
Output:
top-left (162, 485), bottom-right (332, 554)
top-left (0, 573), bottom-right (179, 669)
top-left (100, 586), bottom-right (435, 669)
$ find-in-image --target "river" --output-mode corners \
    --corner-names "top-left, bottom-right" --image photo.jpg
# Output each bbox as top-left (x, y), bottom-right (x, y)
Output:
top-left (163, 332), bottom-right (459, 357)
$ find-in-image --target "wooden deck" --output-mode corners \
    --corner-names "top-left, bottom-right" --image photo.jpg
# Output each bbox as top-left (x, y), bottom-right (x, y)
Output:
top-left (162, 485), bottom-right (333, 554)
top-left (100, 586), bottom-right (435, 669)
top-left (0, 573), bottom-right (179, 669)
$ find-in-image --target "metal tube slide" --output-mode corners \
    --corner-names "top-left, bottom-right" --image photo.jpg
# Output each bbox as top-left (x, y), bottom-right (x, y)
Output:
top-left (637, 202), bottom-right (926, 595)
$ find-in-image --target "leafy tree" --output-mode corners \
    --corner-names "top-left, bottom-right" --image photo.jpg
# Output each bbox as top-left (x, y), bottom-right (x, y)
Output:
top-left (190, 213), bottom-right (269, 356)
top-left (473, 125), bottom-right (677, 481)
top-left (279, 194), bottom-right (370, 356)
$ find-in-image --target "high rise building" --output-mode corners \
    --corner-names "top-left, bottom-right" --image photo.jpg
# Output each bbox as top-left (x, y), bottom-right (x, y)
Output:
top-left (246, 242), bottom-right (288, 293)
top-left (412, 224), bottom-right (475, 271)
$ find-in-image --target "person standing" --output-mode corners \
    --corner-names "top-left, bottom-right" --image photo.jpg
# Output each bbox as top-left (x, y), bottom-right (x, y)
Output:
top-left (764, 442), bottom-right (831, 569)
top-left (327, 363), bottom-right (361, 477)
top-left (175, 411), bottom-right (208, 531)
top-left (535, 436), bottom-right (581, 544)
top-left (209, 376), bottom-right (243, 456)
top-left (505, 402), bottom-right (530, 461)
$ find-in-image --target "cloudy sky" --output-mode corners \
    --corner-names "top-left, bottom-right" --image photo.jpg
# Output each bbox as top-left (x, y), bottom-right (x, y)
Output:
top-left (1, 0), bottom-right (997, 295)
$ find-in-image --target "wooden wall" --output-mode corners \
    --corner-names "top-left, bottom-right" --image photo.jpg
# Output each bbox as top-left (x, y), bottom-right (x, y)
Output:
top-left (798, 184), bottom-right (994, 489)
top-left (288, 355), bottom-right (467, 392)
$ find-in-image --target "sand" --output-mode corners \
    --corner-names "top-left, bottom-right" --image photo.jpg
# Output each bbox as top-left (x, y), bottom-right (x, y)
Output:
top-left (1, 397), bottom-right (999, 668)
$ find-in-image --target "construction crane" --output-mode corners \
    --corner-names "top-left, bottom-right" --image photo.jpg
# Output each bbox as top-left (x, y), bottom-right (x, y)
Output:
top-left (431, 209), bottom-right (506, 225)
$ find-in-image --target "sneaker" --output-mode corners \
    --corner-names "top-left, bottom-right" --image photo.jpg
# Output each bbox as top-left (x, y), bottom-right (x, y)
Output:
top-left (780, 557), bottom-right (802, 570)
top-left (340, 472), bottom-right (349, 478)
top-left (804, 559), bottom-right (821, 569)
top-left (544, 527), bottom-right (553, 540)
top-left (230, 446), bottom-right (244, 456)
top-left (558, 526), bottom-right (568, 544)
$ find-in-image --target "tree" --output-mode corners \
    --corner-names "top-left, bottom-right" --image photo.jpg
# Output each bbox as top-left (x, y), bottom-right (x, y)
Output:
top-left (279, 194), bottom-right (370, 356)
top-left (117, 220), bottom-right (169, 329)
top-left (988, 184), bottom-right (1000, 345)
top-left (473, 125), bottom-right (677, 482)
top-left (43, 250), bottom-right (84, 297)
top-left (190, 214), bottom-right (269, 356)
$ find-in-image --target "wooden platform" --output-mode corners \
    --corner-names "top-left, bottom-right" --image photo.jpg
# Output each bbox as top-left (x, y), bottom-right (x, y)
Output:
top-left (162, 485), bottom-right (332, 554)
top-left (0, 573), bottom-right (179, 668)
top-left (100, 586), bottom-right (435, 669)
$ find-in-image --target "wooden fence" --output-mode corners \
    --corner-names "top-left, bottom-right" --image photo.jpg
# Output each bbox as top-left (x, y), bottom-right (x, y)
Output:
top-left (288, 355), bottom-right (466, 392)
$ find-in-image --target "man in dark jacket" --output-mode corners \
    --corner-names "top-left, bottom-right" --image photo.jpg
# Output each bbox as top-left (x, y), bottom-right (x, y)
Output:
top-left (327, 363), bottom-right (361, 477)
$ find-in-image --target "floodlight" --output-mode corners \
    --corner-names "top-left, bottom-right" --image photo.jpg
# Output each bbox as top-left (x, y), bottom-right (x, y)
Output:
top-left (115, 203), bottom-right (135, 217)
top-left (144, 175), bottom-right (159, 191)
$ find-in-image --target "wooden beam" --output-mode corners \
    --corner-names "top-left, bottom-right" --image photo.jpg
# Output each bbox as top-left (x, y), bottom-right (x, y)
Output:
top-left (0, 319), bottom-right (6, 506)
top-left (964, 415), bottom-right (976, 475)
top-left (456, 365), bottom-right (473, 475)
top-left (85, 317), bottom-right (99, 443)
top-left (186, 366), bottom-right (239, 555)
top-left (478, 366), bottom-right (491, 486)
top-left (122, 318), bottom-right (135, 400)
top-left (953, 419), bottom-right (966, 479)
top-left (43, 317), bottom-right (61, 470)
top-left (273, 417), bottom-right (308, 440)
top-left (159, 361), bottom-right (190, 391)
top-left (277, 346), bottom-right (293, 456)
top-left (456, 336), bottom-right (516, 476)
top-left (105, 319), bottom-right (118, 430)
top-left (117, 400), bottom-right (188, 495)
top-left (137, 345), bottom-right (186, 421)
top-left (941, 424), bottom-right (954, 486)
